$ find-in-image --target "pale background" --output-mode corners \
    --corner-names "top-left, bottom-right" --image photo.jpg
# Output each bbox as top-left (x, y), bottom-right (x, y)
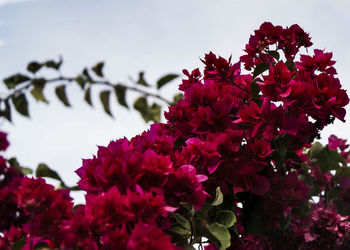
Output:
top-left (0, 0), bottom-right (349, 202)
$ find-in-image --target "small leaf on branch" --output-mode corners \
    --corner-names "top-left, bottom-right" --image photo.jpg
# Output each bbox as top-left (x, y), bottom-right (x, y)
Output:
top-left (311, 147), bottom-right (345, 172)
top-left (134, 97), bottom-right (162, 123)
top-left (68, 185), bottom-right (81, 191)
top-left (206, 223), bottom-right (231, 250)
top-left (308, 142), bottom-right (324, 158)
top-left (252, 62), bottom-right (269, 79)
top-left (100, 90), bottom-right (113, 117)
top-left (30, 83), bottom-right (48, 103)
top-left (8, 157), bottom-right (33, 175)
top-left (21, 167), bottom-right (33, 175)
top-left (75, 75), bottom-right (86, 89)
top-left (11, 93), bottom-right (29, 117)
top-left (91, 62), bottom-right (105, 77)
top-left (250, 80), bottom-right (260, 98)
top-left (215, 210), bottom-right (236, 228)
top-left (82, 68), bottom-right (93, 83)
top-left (36, 163), bottom-right (65, 186)
top-left (173, 93), bottom-right (184, 105)
top-left (45, 57), bottom-right (63, 70)
top-left (285, 60), bottom-right (297, 71)
top-left (192, 218), bottom-right (207, 238)
top-left (172, 212), bottom-right (191, 231)
top-left (114, 84), bottom-right (128, 108)
top-left (55, 85), bottom-right (71, 107)
top-left (156, 73), bottom-right (179, 89)
top-left (149, 103), bottom-right (161, 123)
top-left (266, 50), bottom-right (280, 60)
top-left (170, 226), bottom-right (191, 237)
top-left (27, 61), bottom-right (43, 74)
top-left (211, 187), bottom-right (224, 206)
top-left (4, 74), bottom-right (31, 89)
top-left (0, 99), bottom-right (12, 122)
top-left (8, 157), bottom-right (21, 172)
top-left (136, 71), bottom-right (149, 86)
top-left (84, 87), bottom-right (93, 106)
top-left (335, 167), bottom-right (350, 178)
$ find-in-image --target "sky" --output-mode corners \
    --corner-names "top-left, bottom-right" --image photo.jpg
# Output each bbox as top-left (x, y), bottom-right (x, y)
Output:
top-left (0, 0), bottom-right (350, 202)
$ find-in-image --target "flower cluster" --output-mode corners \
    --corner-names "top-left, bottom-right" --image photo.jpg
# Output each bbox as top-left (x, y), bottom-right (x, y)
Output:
top-left (1, 22), bottom-right (350, 249)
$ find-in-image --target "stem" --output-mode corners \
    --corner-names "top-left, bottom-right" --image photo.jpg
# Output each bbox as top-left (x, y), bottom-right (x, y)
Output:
top-left (0, 76), bottom-right (173, 105)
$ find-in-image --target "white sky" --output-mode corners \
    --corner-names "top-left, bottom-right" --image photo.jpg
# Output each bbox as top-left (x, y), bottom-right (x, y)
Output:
top-left (0, 0), bottom-right (350, 202)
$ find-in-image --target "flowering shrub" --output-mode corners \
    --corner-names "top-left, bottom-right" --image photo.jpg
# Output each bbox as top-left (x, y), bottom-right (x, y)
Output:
top-left (1, 22), bottom-right (350, 249)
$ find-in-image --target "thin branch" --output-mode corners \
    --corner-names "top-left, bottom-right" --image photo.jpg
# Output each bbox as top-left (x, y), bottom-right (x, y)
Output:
top-left (0, 76), bottom-right (173, 105)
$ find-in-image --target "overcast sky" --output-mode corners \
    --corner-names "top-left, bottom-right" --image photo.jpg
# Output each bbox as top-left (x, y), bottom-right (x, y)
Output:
top-left (0, 0), bottom-right (350, 202)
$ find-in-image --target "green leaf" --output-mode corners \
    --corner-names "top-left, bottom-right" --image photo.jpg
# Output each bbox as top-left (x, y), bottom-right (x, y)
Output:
top-left (84, 87), bottom-right (93, 106)
top-left (211, 187), bottom-right (224, 206)
top-left (170, 226), bottom-right (191, 237)
top-left (21, 167), bottom-right (33, 175)
top-left (55, 85), bottom-right (71, 107)
top-left (8, 157), bottom-right (24, 175)
top-left (215, 210), bottom-right (236, 228)
top-left (45, 57), bottom-right (63, 70)
top-left (91, 62), bottom-right (104, 77)
top-left (253, 62), bottom-right (269, 79)
top-left (100, 90), bottom-right (113, 117)
top-left (136, 71), bottom-right (149, 86)
top-left (285, 60), bottom-right (297, 71)
top-left (173, 93), bottom-right (184, 105)
top-left (11, 93), bottom-right (29, 117)
top-left (30, 84), bottom-right (47, 103)
top-left (314, 148), bottom-right (345, 172)
top-left (75, 76), bottom-right (86, 89)
top-left (328, 149), bottom-right (346, 166)
top-left (149, 103), bottom-right (161, 123)
top-left (114, 84), bottom-right (128, 108)
top-left (4, 74), bottom-right (30, 89)
top-left (10, 237), bottom-right (26, 250)
top-left (266, 50), bottom-right (280, 60)
top-left (133, 97), bottom-right (147, 112)
top-left (133, 97), bottom-right (161, 123)
top-left (8, 157), bottom-right (20, 168)
top-left (36, 163), bottom-right (65, 185)
top-left (157, 73), bottom-right (179, 89)
top-left (335, 167), bottom-right (350, 178)
top-left (7, 158), bottom-right (32, 176)
top-left (192, 218), bottom-right (207, 238)
top-left (250, 80), bottom-right (260, 98)
top-left (206, 223), bottom-right (231, 250)
top-left (27, 61), bottom-right (43, 74)
top-left (172, 213), bottom-right (191, 231)
top-left (68, 185), bottom-right (80, 191)
top-left (0, 99), bottom-right (12, 122)
top-left (308, 142), bottom-right (324, 158)
top-left (82, 68), bottom-right (93, 83)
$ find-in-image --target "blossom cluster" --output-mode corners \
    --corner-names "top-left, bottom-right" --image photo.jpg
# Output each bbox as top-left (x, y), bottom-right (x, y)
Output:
top-left (1, 22), bottom-right (350, 249)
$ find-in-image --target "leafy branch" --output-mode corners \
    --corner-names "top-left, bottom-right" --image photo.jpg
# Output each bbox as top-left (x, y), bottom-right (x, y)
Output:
top-left (0, 58), bottom-right (181, 123)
